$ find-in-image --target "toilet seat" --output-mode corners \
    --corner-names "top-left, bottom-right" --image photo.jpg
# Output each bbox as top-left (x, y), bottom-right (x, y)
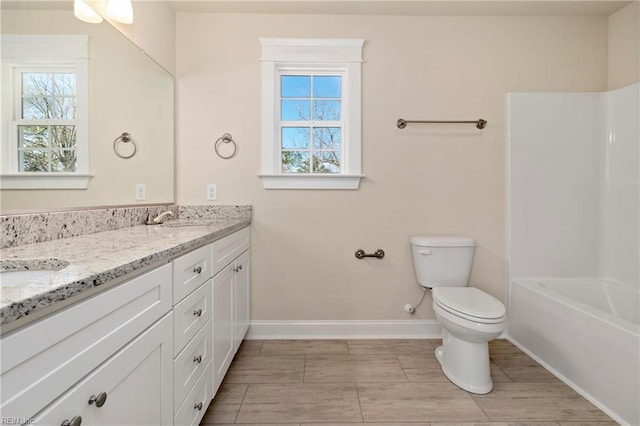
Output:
top-left (433, 287), bottom-right (505, 324)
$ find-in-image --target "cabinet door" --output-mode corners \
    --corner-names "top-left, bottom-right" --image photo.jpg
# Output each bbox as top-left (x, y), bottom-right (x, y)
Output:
top-left (212, 263), bottom-right (235, 395)
top-left (234, 250), bottom-right (251, 351)
top-left (34, 313), bottom-right (173, 426)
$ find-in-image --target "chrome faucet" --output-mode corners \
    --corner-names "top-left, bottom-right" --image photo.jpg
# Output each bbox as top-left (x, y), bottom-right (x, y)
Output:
top-left (145, 210), bottom-right (174, 225)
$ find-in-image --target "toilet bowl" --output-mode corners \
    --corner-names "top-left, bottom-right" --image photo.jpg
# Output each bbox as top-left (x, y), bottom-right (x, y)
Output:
top-left (432, 287), bottom-right (506, 394)
top-left (409, 235), bottom-right (507, 394)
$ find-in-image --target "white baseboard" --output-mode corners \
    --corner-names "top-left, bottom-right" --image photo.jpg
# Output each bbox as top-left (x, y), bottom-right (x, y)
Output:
top-left (245, 320), bottom-right (442, 340)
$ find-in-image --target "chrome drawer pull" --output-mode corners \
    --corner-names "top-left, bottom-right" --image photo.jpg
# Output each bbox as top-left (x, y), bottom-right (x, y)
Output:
top-left (193, 266), bottom-right (203, 274)
top-left (193, 355), bottom-right (203, 363)
top-left (88, 392), bottom-right (108, 407)
top-left (194, 402), bottom-right (203, 411)
top-left (193, 309), bottom-right (203, 317)
top-left (61, 416), bottom-right (82, 426)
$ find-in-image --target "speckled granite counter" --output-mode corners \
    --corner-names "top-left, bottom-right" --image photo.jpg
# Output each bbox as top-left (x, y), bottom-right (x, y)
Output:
top-left (0, 216), bottom-right (250, 332)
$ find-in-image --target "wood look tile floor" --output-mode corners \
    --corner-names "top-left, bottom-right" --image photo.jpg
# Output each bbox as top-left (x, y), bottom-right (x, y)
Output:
top-left (199, 339), bottom-right (616, 425)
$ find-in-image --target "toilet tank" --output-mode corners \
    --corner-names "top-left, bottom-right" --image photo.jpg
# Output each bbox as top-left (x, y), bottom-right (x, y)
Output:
top-left (410, 235), bottom-right (475, 288)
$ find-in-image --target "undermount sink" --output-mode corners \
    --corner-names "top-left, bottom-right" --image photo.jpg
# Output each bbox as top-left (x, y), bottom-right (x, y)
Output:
top-left (0, 258), bottom-right (70, 288)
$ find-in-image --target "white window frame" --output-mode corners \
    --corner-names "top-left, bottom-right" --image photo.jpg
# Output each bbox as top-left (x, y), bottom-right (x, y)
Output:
top-left (1, 35), bottom-right (92, 189)
top-left (259, 38), bottom-right (365, 190)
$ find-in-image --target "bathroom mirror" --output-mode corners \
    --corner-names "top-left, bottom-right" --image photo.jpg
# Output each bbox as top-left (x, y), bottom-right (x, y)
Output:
top-left (0, 2), bottom-right (174, 213)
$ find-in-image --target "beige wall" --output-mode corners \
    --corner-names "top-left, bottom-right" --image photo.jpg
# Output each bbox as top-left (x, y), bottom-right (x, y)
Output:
top-left (1, 10), bottom-right (174, 212)
top-left (608, 1), bottom-right (640, 89)
top-left (176, 13), bottom-right (608, 321)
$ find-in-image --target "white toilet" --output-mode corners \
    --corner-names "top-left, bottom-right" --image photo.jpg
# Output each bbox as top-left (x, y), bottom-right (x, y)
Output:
top-left (410, 235), bottom-right (506, 394)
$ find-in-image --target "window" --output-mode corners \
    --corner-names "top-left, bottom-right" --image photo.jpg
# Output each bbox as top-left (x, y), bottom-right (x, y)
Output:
top-left (17, 69), bottom-right (78, 172)
top-left (1, 35), bottom-right (91, 189)
top-left (259, 38), bottom-right (365, 189)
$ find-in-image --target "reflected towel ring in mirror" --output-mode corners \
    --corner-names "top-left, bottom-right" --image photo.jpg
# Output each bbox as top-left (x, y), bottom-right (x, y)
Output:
top-left (113, 132), bottom-right (137, 159)
top-left (214, 133), bottom-right (238, 159)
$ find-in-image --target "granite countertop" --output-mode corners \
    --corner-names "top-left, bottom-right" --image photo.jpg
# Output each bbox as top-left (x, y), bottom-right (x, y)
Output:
top-left (0, 217), bottom-right (250, 331)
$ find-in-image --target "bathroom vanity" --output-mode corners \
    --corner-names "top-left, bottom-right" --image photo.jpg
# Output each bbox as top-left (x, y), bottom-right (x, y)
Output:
top-left (0, 212), bottom-right (251, 426)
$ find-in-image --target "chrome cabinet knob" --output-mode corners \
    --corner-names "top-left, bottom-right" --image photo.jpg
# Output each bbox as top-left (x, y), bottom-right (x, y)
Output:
top-left (238, 264), bottom-right (243, 270)
top-left (194, 402), bottom-right (203, 411)
top-left (193, 355), bottom-right (203, 363)
top-left (88, 392), bottom-right (108, 407)
top-left (193, 266), bottom-right (203, 274)
top-left (193, 309), bottom-right (203, 317)
top-left (61, 416), bottom-right (82, 426)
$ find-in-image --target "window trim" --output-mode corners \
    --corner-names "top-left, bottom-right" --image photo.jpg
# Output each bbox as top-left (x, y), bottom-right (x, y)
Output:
top-left (1, 35), bottom-right (92, 189)
top-left (259, 38), bottom-right (365, 190)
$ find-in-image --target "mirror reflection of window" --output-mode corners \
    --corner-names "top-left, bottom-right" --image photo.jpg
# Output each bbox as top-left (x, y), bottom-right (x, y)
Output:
top-left (18, 70), bottom-right (78, 172)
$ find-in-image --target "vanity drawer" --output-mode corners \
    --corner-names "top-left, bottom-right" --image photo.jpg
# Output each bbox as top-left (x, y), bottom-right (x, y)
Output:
top-left (211, 227), bottom-right (250, 276)
top-left (173, 280), bottom-right (212, 356)
top-left (174, 319), bottom-right (212, 412)
top-left (0, 263), bottom-right (172, 421)
top-left (174, 360), bottom-right (213, 426)
top-left (173, 244), bottom-right (212, 304)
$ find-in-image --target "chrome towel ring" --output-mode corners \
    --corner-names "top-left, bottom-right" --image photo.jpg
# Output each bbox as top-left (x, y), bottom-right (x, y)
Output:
top-left (113, 132), bottom-right (137, 159)
top-left (214, 133), bottom-right (238, 159)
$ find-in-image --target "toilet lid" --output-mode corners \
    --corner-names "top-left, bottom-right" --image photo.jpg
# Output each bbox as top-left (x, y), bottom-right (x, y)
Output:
top-left (432, 287), bottom-right (506, 321)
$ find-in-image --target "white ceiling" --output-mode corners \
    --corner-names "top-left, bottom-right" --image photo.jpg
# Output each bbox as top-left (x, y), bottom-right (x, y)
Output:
top-left (166, 0), bottom-right (633, 16)
top-left (2, 0), bottom-right (632, 16)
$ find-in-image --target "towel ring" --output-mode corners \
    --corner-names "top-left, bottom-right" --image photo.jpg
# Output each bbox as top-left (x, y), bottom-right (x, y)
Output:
top-left (113, 132), bottom-right (137, 159)
top-left (214, 133), bottom-right (237, 159)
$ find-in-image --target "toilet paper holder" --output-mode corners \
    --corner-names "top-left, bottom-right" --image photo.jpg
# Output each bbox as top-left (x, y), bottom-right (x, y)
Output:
top-left (355, 249), bottom-right (385, 260)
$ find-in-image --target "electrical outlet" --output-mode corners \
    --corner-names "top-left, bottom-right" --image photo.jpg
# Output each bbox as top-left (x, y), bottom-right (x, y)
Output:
top-left (206, 184), bottom-right (217, 200)
top-left (136, 184), bottom-right (146, 201)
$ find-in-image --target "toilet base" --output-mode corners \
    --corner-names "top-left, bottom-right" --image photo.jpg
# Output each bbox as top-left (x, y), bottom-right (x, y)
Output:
top-left (435, 331), bottom-right (493, 394)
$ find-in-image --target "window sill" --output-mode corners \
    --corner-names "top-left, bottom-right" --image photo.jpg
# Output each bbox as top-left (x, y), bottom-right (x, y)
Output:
top-left (0, 173), bottom-right (93, 189)
top-left (259, 174), bottom-right (364, 190)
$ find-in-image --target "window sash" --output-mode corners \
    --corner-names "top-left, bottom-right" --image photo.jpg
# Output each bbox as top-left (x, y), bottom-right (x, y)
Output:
top-left (11, 67), bottom-right (78, 173)
top-left (277, 69), bottom-right (346, 175)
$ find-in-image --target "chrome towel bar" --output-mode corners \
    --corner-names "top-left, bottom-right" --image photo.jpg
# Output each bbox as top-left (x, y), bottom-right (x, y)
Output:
top-left (396, 118), bottom-right (487, 130)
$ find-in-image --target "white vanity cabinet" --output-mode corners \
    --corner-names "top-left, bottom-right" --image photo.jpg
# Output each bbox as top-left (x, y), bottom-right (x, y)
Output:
top-left (0, 225), bottom-right (251, 426)
top-left (0, 263), bottom-right (173, 425)
top-left (210, 228), bottom-right (251, 393)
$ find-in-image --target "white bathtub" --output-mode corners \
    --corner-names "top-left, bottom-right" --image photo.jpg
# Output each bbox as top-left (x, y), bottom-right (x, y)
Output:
top-left (509, 279), bottom-right (639, 425)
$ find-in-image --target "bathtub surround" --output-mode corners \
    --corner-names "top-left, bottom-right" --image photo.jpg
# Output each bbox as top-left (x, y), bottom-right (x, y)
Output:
top-left (508, 83), bottom-right (639, 287)
top-left (507, 83), bottom-right (639, 424)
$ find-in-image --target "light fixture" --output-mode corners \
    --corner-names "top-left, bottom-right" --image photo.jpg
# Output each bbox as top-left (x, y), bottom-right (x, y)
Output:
top-left (107, 0), bottom-right (134, 24)
top-left (74, 0), bottom-right (103, 24)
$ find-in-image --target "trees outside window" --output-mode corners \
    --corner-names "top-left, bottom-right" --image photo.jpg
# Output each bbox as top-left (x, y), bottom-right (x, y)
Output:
top-left (17, 71), bottom-right (78, 172)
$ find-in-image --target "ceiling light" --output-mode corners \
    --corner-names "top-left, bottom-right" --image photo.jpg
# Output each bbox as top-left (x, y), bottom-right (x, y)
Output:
top-left (74, 0), bottom-right (103, 24)
top-left (107, 0), bottom-right (134, 24)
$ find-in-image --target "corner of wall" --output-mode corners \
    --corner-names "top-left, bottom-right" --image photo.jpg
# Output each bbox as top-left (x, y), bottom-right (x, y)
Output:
top-left (608, 2), bottom-right (640, 90)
